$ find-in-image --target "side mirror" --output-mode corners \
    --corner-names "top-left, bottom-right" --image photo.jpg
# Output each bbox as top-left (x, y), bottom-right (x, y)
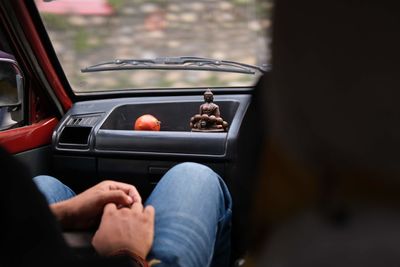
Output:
top-left (0, 58), bottom-right (24, 130)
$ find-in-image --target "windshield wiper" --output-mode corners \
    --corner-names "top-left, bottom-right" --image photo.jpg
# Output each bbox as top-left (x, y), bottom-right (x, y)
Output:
top-left (81, 56), bottom-right (268, 74)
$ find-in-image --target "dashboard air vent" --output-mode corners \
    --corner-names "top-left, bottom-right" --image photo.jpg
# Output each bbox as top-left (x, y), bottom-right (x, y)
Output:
top-left (59, 126), bottom-right (92, 147)
top-left (67, 114), bottom-right (101, 127)
top-left (57, 114), bottom-right (102, 149)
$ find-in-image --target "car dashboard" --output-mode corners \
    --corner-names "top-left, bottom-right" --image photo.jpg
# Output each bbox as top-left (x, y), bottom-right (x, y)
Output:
top-left (51, 93), bottom-right (251, 198)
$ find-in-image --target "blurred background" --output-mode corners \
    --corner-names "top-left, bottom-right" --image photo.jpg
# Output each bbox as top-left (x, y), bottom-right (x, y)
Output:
top-left (35, 0), bottom-right (272, 92)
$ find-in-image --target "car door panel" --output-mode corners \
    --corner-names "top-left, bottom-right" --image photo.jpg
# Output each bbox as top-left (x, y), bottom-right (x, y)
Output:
top-left (0, 117), bottom-right (58, 153)
top-left (13, 145), bottom-right (53, 177)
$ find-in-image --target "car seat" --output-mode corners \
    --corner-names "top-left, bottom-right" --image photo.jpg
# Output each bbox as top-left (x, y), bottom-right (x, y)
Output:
top-left (247, 0), bottom-right (400, 266)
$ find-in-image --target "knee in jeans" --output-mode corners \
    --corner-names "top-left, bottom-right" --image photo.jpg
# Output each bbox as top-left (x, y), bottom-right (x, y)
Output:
top-left (167, 162), bottom-right (221, 189)
top-left (33, 175), bottom-right (63, 190)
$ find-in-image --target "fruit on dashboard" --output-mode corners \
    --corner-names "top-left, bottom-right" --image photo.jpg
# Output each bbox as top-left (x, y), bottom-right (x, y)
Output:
top-left (134, 114), bottom-right (161, 131)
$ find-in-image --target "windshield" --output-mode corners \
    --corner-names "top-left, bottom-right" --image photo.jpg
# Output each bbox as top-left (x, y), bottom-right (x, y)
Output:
top-left (35, 0), bottom-right (272, 92)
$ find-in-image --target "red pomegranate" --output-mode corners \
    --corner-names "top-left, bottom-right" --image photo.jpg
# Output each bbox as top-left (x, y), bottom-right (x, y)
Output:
top-left (134, 114), bottom-right (161, 131)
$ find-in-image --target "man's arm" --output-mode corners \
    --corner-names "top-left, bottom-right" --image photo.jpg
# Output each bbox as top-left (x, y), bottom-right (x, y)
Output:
top-left (50, 180), bottom-right (142, 230)
top-left (0, 146), bottom-right (151, 267)
top-left (48, 180), bottom-right (154, 264)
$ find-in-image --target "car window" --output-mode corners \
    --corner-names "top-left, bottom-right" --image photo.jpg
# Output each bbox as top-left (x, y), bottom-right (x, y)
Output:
top-left (34, 0), bottom-right (272, 93)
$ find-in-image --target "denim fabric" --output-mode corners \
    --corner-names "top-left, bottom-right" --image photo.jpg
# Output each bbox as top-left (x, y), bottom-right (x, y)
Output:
top-left (33, 162), bottom-right (232, 267)
top-left (145, 162), bottom-right (232, 267)
top-left (33, 175), bottom-right (76, 203)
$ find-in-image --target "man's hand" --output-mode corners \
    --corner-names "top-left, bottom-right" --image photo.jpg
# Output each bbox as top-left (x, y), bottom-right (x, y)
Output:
top-left (51, 180), bottom-right (142, 229)
top-left (92, 202), bottom-right (155, 259)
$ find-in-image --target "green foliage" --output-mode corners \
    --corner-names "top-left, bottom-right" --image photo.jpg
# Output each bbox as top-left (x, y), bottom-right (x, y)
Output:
top-left (256, 1), bottom-right (273, 18)
top-left (116, 75), bottom-right (137, 89)
top-left (204, 74), bottom-right (223, 86)
top-left (157, 77), bottom-right (174, 88)
top-left (107, 0), bottom-right (126, 11)
top-left (232, 0), bottom-right (251, 5)
top-left (41, 13), bottom-right (69, 30)
top-left (74, 29), bottom-right (90, 52)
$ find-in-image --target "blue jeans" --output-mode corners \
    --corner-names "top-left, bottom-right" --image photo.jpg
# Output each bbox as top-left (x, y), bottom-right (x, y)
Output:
top-left (33, 162), bottom-right (232, 267)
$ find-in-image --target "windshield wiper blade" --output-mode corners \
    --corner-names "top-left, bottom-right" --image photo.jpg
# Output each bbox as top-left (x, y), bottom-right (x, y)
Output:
top-left (81, 56), bottom-right (268, 74)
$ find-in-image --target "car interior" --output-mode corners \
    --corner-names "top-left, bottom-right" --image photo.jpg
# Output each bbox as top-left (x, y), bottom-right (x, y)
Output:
top-left (0, 1), bottom-right (267, 266)
top-left (1, 0), bottom-right (400, 266)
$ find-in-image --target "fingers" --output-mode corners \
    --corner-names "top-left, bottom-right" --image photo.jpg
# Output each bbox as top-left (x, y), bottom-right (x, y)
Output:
top-left (108, 181), bottom-right (142, 203)
top-left (105, 202), bottom-right (154, 224)
top-left (130, 201), bottom-right (144, 213)
top-left (128, 187), bottom-right (142, 204)
top-left (104, 190), bottom-right (134, 207)
top-left (131, 203), bottom-right (155, 222)
top-left (104, 202), bottom-right (117, 213)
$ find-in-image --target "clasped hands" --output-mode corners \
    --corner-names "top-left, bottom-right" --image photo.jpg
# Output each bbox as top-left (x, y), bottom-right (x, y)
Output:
top-left (50, 180), bottom-right (155, 260)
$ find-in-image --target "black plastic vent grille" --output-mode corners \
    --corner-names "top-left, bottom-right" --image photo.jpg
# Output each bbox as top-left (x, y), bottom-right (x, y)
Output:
top-left (67, 115), bottom-right (101, 127)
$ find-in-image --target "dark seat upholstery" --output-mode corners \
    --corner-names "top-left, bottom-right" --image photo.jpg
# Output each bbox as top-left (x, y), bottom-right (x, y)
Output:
top-left (249, 0), bottom-right (400, 266)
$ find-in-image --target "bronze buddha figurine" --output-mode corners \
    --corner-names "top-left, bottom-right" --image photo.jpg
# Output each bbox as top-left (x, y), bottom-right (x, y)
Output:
top-left (190, 89), bottom-right (228, 132)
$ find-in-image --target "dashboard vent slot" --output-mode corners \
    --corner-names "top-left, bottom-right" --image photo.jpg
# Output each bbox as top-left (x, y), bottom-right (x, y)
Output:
top-left (57, 114), bottom-right (102, 150)
top-left (58, 126), bottom-right (92, 148)
top-left (67, 115), bottom-right (101, 127)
